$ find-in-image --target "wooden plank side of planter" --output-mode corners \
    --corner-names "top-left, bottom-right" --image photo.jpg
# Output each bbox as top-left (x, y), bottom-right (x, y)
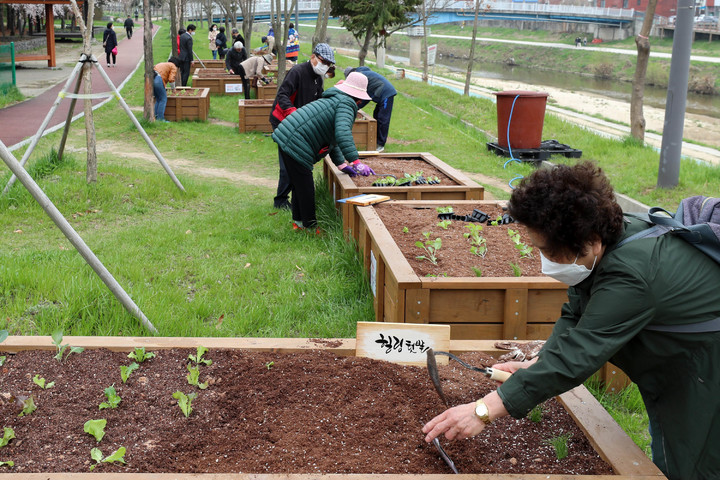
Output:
top-left (256, 82), bottom-right (277, 100)
top-left (191, 75), bottom-right (244, 95)
top-left (238, 99), bottom-right (273, 133)
top-left (190, 59), bottom-right (225, 74)
top-left (165, 88), bottom-right (210, 122)
top-left (353, 110), bottom-right (377, 150)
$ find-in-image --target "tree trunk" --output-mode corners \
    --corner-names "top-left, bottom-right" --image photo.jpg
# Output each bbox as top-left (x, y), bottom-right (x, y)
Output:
top-left (143, 0), bottom-right (155, 121)
top-left (421, 1), bottom-right (429, 82)
top-left (358, 24), bottom-right (373, 66)
top-left (169, 0), bottom-right (178, 56)
top-left (312, 0), bottom-right (331, 50)
top-left (464, 0), bottom-right (480, 96)
top-left (240, 0), bottom-right (255, 48)
top-left (630, 0), bottom-right (659, 141)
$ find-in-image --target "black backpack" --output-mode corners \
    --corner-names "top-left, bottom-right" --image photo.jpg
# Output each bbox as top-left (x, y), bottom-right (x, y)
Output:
top-left (618, 196), bottom-right (720, 332)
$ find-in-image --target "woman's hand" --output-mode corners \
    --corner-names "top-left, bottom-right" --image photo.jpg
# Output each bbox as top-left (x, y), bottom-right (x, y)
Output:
top-left (422, 391), bottom-right (508, 443)
top-left (492, 356), bottom-right (538, 374)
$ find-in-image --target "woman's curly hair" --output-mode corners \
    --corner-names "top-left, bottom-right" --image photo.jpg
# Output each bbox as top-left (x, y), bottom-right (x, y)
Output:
top-left (507, 162), bottom-right (624, 258)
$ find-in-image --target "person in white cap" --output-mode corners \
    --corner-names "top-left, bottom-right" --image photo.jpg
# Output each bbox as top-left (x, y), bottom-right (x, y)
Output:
top-left (271, 71), bottom-right (375, 234)
top-left (225, 41), bottom-right (248, 78)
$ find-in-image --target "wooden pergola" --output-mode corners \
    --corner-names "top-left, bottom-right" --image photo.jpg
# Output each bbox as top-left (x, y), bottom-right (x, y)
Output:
top-left (0, 0), bottom-right (84, 67)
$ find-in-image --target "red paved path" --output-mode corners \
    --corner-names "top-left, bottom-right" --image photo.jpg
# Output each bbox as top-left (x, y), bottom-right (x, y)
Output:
top-left (1, 25), bottom-right (158, 150)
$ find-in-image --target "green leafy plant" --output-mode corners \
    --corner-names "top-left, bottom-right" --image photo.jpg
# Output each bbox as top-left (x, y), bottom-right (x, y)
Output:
top-left (489, 215), bottom-right (503, 226)
top-left (436, 206), bottom-right (453, 214)
top-left (508, 228), bottom-right (533, 258)
top-left (127, 347), bottom-right (156, 363)
top-left (265, 361), bottom-right (274, 370)
top-left (18, 396), bottom-right (36, 417)
top-left (173, 391), bottom-right (198, 418)
top-left (0, 461), bottom-right (13, 468)
top-left (0, 427), bottom-right (15, 448)
top-left (0, 357), bottom-right (5, 367)
top-left (99, 385), bottom-right (122, 410)
top-left (120, 363), bottom-right (139, 383)
top-left (51, 330), bottom-right (84, 362)
top-left (32, 374), bottom-right (55, 389)
top-left (188, 346), bottom-right (212, 366)
top-left (509, 262), bottom-right (522, 277)
top-left (90, 446), bottom-right (126, 471)
top-left (545, 433), bottom-right (572, 460)
top-left (464, 224), bottom-right (487, 257)
top-left (84, 419), bottom-right (107, 442)
top-left (186, 364), bottom-right (209, 390)
top-left (471, 266), bottom-right (483, 277)
top-left (415, 232), bottom-right (442, 266)
top-left (528, 404), bottom-right (544, 423)
top-left (402, 226), bottom-right (409, 233)
top-left (425, 272), bottom-right (448, 277)
top-left (437, 220), bottom-right (452, 230)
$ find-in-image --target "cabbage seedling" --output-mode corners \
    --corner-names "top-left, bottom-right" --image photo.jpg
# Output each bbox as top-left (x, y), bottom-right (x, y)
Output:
top-left (128, 347), bottom-right (156, 363)
top-left (32, 374), bottom-right (55, 389)
top-left (186, 364), bottom-right (208, 390)
top-left (18, 396), bottom-right (36, 417)
top-left (99, 385), bottom-right (122, 410)
top-left (120, 363), bottom-right (139, 383)
top-left (415, 232), bottom-right (441, 266)
top-left (0, 461), bottom-right (13, 468)
top-left (0, 427), bottom-right (15, 448)
top-left (89, 446), bottom-right (126, 471)
top-left (84, 419), bottom-right (107, 442)
top-left (51, 330), bottom-right (84, 362)
top-left (173, 391), bottom-right (198, 418)
top-left (188, 346), bottom-right (212, 366)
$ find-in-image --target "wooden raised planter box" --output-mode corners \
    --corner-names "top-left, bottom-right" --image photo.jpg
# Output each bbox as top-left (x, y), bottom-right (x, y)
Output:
top-left (238, 99), bottom-right (274, 133)
top-left (190, 59), bottom-right (225, 74)
top-left (165, 87), bottom-right (210, 122)
top-left (353, 110), bottom-right (377, 150)
top-left (191, 74), bottom-right (244, 95)
top-left (0, 336), bottom-right (662, 479)
top-left (323, 152), bottom-right (484, 241)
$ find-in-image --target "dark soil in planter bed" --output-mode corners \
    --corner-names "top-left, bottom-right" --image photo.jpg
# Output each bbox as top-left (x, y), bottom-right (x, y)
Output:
top-left (375, 202), bottom-right (543, 278)
top-left (0, 348), bottom-right (612, 475)
top-left (351, 157), bottom-right (459, 187)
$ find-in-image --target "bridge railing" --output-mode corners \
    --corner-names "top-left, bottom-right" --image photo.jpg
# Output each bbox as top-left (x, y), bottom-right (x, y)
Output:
top-left (442, 0), bottom-right (635, 19)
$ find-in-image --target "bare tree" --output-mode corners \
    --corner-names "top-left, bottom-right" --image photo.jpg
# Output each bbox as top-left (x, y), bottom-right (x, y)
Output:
top-left (270, 0), bottom-right (297, 84)
top-left (143, 0), bottom-right (155, 121)
top-left (464, 0), bottom-right (480, 96)
top-left (630, 0), bottom-right (659, 141)
top-left (218, 0), bottom-right (239, 31)
top-left (238, 0), bottom-right (255, 47)
top-left (312, 0), bottom-right (331, 50)
top-left (169, 0), bottom-right (179, 56)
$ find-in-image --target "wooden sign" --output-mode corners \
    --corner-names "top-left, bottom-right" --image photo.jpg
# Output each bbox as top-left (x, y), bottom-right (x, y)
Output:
top-left (355, 322), bottom-right (450, 366)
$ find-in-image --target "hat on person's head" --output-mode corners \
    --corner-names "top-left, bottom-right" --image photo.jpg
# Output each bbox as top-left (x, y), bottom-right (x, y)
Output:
top-left (312, 43), bottom-right (335, 64)
top-left (261, 36), bottom-right (267, 43)
top-left (233, 41), bottom-right (244, 50)
top-left (335, 71), bottom-right (371, 101)
top-left (262, 54), bottom-right (274, 63)
top-left (344, 67), bottom-right (355, 78)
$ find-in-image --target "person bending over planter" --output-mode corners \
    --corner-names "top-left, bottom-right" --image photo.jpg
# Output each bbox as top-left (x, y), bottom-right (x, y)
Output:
top-left (344, 66), bottom-right (397, 153)
top-left (230, 52), bottom-right (273, 100)
top-left (225, 41), bottom-right (248, 79)
top-left (152, 57), bottom-right (180, 122)
top-left (271, 72), bottom-right (375, 233)
top-left (422, 162), bottom-right (720, 480)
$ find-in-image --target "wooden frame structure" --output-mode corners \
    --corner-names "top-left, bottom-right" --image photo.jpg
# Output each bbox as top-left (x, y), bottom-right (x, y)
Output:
top-left (0, 0), bottom-right (84, 67)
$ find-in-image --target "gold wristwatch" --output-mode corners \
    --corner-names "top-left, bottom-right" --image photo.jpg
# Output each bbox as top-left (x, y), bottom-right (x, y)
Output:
top-left (474, 399), bottom-right (491, 424)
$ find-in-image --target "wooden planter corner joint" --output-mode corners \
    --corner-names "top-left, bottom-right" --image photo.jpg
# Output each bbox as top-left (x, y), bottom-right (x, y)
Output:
top-left (0, 336), bottom-right (663, 479)
top-left (164, 87), bottom-right (210, 122)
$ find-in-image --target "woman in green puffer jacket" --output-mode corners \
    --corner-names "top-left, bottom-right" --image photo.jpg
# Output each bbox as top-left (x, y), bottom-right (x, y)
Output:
top-left (272, 72), bottom-right (375, 232)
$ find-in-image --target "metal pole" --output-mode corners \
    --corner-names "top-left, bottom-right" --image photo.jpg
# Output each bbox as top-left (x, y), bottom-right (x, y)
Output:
top-left (57, 73), bottom-right (84, 162)
top-left (193, 50), bottom-right (206, 68)
top-left (657, 0), bottom-right (694, 188)
top-left (2, 60), bottom-right (85, 195)
top-left (0, 139), bottom-right (158, 335)
top-left (11, 42), bottom-right (16, 86)
top-left (91, 57), bottom-right (186, 192)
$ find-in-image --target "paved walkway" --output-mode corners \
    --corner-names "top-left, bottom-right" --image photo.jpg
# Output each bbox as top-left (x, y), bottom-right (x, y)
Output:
top-left (1, 25), bottom-right (158, 150)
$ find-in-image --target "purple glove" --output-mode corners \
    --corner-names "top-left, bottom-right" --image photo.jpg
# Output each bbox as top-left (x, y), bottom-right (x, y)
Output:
top-left (340, 164), bottom-right (358, 177)
top-left (352, 161), bottom-right (375, 176)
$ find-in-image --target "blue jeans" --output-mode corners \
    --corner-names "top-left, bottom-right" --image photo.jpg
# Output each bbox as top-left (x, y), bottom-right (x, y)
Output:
top-left (153, 74), bottom-right (167, 120)
top-left (212, 50), bottom-right (217, 59)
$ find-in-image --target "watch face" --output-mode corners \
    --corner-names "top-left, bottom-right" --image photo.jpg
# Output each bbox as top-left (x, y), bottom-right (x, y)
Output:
top-left (475, 402), bottom-right (488, 417)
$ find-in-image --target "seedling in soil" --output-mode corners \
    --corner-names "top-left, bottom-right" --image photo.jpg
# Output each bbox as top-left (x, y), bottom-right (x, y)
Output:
top-left (32, 374), bottom-right (55, 389)
top-left (0, 427), bottom-right (15, 448)
top-left (545, 433), bottom-right (572, 460)
top-left (51, 330), bottom-right (84, 362)
top-left (425, 272), bottom-right (448, 277)
top-left (173, 391), bottom-right (198, 418)
top-left (0, 461), bottom-right (13, 468)
top-left (464, 224), bottom-right (487, 257)
top-left (472, 266), bottom-right (483, 277)
top-left (128, 347), bottom-right (156, 363)
top-left (528, 404), bottom-right (544, 423)
top-left (18, 395), bottom-right (36, 417)
top-left (436, 206), bottom-right (453, 214)
top-left (0, 357), bottom-right (5, 367)
top-left (437, 220), bottom-right (452, 230)
top-left (415, 232), bottom-right (441, 266)
top-left (489, 215), bottom-right (503, 226)
top-left (89, 446), bottom-right (126, 471)
top-left (120, 362), bottom-right (139, 383)
top-left (266, 361), bottom-right (274, 370)
top-left (187, 364), bottom-right (209, 390)
top-left (99, 385), bottom-right (122, 410)
top-left (402, 226), bottom-right (409, 233)
top-left (84, 419), bottom-right (107, 442)
top-left (188, 346), bottom-right (212, 366)
top-left (508, 228), bottom-right (533, 258)
top-left (509, 262), bottom-right (522, 277)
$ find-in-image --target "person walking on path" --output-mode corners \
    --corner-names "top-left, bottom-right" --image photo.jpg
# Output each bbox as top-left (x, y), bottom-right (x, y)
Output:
top-left (124, 15), bottom-right (134, 39)
top-left (343, 66), bottom-right (397, 152)
top-left (178, 24), bottom-right (196, 86)
top-left (208, 24), bottom-right (219, 60)
top-left (216, 26), bottom-right (228, 59)
top-left (153, 57), bottom-right (180, 122)
top-left (103, 22), bottom-right (118, 68)
top-left (286, 23), bottom-right (299, 63)
top-left (272, 71), bottom-right (374, 233)
top-left (269, 43), bottom-right (336, 210)
top-left (422, 162), bottom-right (720, 480)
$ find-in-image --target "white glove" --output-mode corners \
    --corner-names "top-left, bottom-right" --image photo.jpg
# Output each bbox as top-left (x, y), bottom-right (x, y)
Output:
top-left (167, 82), bottom-right (175, 89)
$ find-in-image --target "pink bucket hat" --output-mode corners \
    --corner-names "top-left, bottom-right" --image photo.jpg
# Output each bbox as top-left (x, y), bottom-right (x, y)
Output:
top-left (335, 71), bottom-right (371, 101)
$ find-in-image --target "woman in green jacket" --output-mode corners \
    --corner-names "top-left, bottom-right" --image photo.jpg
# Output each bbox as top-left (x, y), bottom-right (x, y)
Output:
top-left (423, 162), bottom-right (720, 480)
top-left (272, 72), bottom-right (374, 232)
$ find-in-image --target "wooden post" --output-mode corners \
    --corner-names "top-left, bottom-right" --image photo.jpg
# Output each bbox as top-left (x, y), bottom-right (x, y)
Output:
top-left (45, 3), bottom-right (56, 67)
top-left (57, 73), bottom-right (84, 161)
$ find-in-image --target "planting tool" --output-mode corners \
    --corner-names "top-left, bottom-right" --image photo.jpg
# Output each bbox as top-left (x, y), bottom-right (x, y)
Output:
top-left (432, 437), bottom-right (459, 474)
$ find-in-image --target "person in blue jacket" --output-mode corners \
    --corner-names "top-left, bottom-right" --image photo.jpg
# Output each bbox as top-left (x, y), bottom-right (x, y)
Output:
top-left (344, 66), bottom-right (397, 152)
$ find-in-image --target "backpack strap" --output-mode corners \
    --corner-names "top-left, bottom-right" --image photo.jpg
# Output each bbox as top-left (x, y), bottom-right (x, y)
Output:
top-left (646, 317), bottom-right (720, 333)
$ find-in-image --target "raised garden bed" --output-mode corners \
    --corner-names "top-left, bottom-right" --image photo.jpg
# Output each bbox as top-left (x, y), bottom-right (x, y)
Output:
top-left (191, 74), bottom-right (245, 95)
top-left (190, 59), bottom-right (225, 74)
top-left (353, 109), bottom-right (377, 151)
top-left (323, 152), bottom-right (484, 240)
top-left (0, 336), bottom-right (659, 478)
top-left (165, 87), bottom-right (210, 122)
top-left (255, 80), bottom-right (278, 100)
top-left (193, 67), bottom-right (230, 77)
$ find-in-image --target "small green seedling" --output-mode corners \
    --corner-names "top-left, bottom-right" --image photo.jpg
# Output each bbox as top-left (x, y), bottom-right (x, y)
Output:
top-left (508, 228), bottom-right (533, 258)
top-left (120, 363), bottom-right (139, 383)
top-left (415, 232), bottom-right (442, 266)
top-left (402, 226), bottom-right (409, 234)
top-left (471, 266), bottom-right (483, 277)
top-left (0, 427), bottom-right (15, 448)
top-left (51, 330), bottom-right (84, 362)
top-left (0, 461), bottom-right (13, 468)
top-left (188, 346), bottom-right (212, 366)
top-left (186, 364), bottom-right (209, 390)
top-left (99, 385), bottom-right (122, 410)
top-left (127, 347), bottom-right (156, 363)
top-left (489, 215), bottom-right (503, 226)
top-left (173, 391), bottom-right (198, 418)
top-left (436, 206), bottom-right (453, 214)
top-left (464, 224), bottom-right (487, 257)
top-left (528, 404), bottom-right (544, 423)
top-left (32, 374), bottom-right (55, 389)
top-left (90, 446), bottom-right (126, 471)
top-left (18, 396), bottom-right (36, 417)
top-left (437, 220), bottom-right (452, 230)
top-left (509, 262), bottom-right (522, 277)
top-left (265, 361), bottom-right (274, 370)
top-left (425, 272), bottom-right (448, 277)
top-left (84, 419), bottom-right (107, 442)
top-left (0, 357), bottom-right (5, 367)
top-left (545, 433), bottom-right (572, 460)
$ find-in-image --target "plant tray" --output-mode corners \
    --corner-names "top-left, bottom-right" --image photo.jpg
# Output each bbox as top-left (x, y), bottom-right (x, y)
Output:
top-left (165, 87), bottom-right (210, 121)
top-left (486, 139), bottom-right (583, 164)
top-left (323, 152), bottom-right (484, 241)
top-left (0, 336), bottom-right (660, 478)
top-left (190, 59), bottom-right (225, 74)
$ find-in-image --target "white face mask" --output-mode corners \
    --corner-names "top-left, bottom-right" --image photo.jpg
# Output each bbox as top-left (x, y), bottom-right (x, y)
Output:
top-left (190, 31), bottom-right (195, 36)
top-left (540, 251), bottom-right (596, 286)
top-left (312, 61), bottom-right (329, 76)
top-left (213, 27), bottom-right (217, 31)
